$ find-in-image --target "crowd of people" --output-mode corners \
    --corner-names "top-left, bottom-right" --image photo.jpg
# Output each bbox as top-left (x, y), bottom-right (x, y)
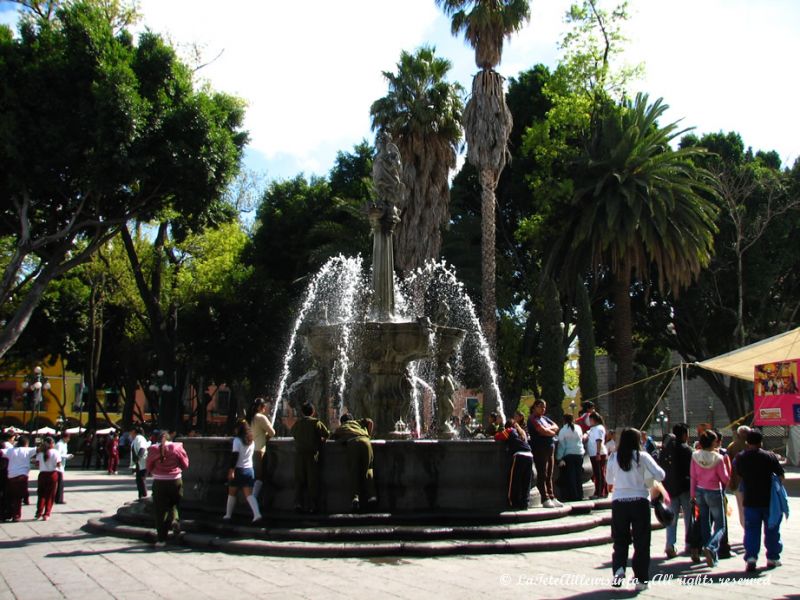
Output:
top-left (0, 396), bottom-right (790, 576)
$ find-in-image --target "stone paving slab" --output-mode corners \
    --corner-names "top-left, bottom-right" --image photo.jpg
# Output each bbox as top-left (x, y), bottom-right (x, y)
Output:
top-left (0, 467), bottom-right (798, 599)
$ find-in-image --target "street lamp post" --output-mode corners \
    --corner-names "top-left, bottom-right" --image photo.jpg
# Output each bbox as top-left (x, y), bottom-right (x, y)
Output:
top-left (656, 410), bottom-right (669, 439)
top-left (707, 397), bottom-right (715, 428)
top-left (22, 366), bottom-right (51, 431)
top-left (147, 370), bottom-right (173, 427)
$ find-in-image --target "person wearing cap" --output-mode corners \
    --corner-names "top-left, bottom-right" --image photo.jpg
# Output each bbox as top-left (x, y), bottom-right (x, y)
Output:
top-left (331, 414), bottom-right (376, 512)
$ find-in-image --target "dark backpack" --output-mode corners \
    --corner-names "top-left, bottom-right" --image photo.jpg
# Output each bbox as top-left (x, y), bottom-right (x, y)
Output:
top-left (658, 434), bottom-right (676, 476)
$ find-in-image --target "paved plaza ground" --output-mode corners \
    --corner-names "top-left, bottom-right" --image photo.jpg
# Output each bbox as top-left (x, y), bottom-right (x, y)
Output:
top-left (0, 467), bottom-right (798, 600)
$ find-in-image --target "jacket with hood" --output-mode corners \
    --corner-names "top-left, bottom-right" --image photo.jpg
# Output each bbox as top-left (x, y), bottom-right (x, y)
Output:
top-left (690, 449), bottom-right (730, 498)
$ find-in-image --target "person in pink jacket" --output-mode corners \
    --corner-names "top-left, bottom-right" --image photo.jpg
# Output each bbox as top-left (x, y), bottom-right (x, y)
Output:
top-left (690, 430), bottom-right (730, 567)
top-left (146, 431), bottom-right (189, 547)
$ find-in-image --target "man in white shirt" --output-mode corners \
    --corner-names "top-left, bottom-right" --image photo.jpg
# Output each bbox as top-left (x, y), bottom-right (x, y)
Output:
top-left (54, 433), bottom-right (74, 504)
top-left (129, 426), bottom-right (150, 499)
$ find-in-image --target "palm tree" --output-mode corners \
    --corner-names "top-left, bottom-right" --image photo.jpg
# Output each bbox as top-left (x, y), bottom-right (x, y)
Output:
top-left (551, 93), bottom-right (718, 426)
top-left (436, 0), bottom-right (530, 350)
top-left (370, 46), bottom-right (463, 275)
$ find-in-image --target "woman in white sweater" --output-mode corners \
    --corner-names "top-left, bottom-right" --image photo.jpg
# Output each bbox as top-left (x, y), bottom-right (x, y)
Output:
top-left (607, 428), bottom-right (665, 591)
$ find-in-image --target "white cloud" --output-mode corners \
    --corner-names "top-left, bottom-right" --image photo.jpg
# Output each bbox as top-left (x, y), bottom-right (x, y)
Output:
top-left (137, 0), bottom-right (439, 167)
top-left (6, 0), bottom-right (797, 178)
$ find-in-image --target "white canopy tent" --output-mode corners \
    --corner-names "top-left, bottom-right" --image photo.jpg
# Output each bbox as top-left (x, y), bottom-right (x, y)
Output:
top-left (695, 327), bottom-right (800, 382)
top-left (692, 326), bottom-right (800, 465)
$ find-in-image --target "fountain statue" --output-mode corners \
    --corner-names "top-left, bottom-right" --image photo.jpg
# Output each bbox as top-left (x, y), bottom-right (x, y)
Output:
top-left (305, 133), bottom-right (466, 437)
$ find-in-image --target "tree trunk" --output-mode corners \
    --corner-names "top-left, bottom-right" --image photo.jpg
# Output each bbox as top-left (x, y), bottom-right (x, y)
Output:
top-left (479, 168), bottom-right (499, 419)
top-left (0, 258), bottom-right (64, 359)
top-left (611, 264), bottom-right (634, 428)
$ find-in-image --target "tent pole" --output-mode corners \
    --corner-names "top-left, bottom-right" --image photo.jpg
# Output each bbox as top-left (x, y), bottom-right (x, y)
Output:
top-left (680, 363), bottom-right (688, 423)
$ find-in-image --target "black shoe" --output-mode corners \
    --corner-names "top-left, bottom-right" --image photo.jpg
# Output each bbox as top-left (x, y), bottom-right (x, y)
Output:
top-left (352, 499), bottom-right (360, 513)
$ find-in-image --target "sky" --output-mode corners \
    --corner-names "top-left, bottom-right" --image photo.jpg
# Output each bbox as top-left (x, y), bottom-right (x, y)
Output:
top-left (2, 0), bottom-right (798, 181)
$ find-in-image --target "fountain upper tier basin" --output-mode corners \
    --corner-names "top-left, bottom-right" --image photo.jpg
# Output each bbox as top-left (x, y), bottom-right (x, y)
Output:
top-left (306, 320), bottom-right (465, 371)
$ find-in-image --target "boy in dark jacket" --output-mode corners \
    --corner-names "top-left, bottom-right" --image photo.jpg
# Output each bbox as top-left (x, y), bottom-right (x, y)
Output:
top-left (331, 414), bottom-right (376, 512)
top-left (291, 403), bottom-right (329, 513)
top-left (663, 423), bottom-right (693, 559)
top-left (735, 429), bottom-right (785, 572)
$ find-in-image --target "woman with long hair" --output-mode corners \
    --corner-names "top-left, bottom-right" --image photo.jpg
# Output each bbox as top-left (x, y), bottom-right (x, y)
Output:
top-left (690, 430), bottom-right (730, 567)
top-left (35, 436), bottom-right (61, 520)
top-left (146, 431), bottom-right (190, 548)
top-left (607, 428), bottom-right (665, 591)
top-left (527, 399), bottom-right (561, 508)
top-left (223, 420), bottom-right (262, 523)
top-left (249, 398), bottom-right (275, 503)
top-left (556, 413), bottom-right (585, 501)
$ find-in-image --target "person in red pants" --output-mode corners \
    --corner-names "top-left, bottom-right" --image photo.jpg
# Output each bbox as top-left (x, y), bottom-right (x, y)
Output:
top-left (3, 436), bottom-right (36, 521)
top-left (106, 432), bottom-right (120, 474)
top-left (35, 436), bottom-right (61, 520)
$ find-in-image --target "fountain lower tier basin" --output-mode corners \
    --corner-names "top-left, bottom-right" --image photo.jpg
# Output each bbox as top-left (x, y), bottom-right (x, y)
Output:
top-left (182, 437), bottom-right (588, 513)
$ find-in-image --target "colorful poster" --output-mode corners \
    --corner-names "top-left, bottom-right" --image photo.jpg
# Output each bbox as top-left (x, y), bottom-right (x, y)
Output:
top-left (754, 358), bottom-right (800, 426)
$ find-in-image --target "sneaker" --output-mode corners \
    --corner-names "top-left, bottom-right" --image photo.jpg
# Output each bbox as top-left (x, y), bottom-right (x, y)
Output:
top-left (635, 581), bottom-right (648, 592)
top-left (745, 557), bottom-right (757, 573)
top-left (665, 545), bottom-right (677, 559)
top-left (551, 499), bottom-right (564, 507)
top-left (766, 559), bottom-right (781, 569)
top-left (42, 515), bottom-right (49, 521)
top-left (611, 568), bottom-right (625, 588)
top-left (251, 516), bottom-right (263, 524)
top-left (542, 499), bottom-right (556, 508)
top-left (704, 547), bottom-right (716, 567)
top-left (154, 540), bottom-right (166, 549)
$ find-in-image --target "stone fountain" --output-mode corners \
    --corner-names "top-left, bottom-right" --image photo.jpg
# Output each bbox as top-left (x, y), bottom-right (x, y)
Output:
top-left (173, 134), bottom-right (596, 514)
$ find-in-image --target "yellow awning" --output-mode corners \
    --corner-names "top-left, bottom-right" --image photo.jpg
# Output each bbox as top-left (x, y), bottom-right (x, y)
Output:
top-left (695, 327), bottom-right (800, 381)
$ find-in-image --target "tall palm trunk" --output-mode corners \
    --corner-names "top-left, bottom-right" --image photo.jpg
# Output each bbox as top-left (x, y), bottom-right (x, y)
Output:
top-left (611, 263), bottom-right (634, 428)
top-left (479, 168), bottom-right (498, 349)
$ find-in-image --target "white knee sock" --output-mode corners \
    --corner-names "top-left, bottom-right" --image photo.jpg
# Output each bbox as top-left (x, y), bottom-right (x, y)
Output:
top-left (252, 480), bottom-right (263, 499)
top-left (224, 495), bottom-right (236, 519)
top-left (247, 495), bottom-right (262, 520)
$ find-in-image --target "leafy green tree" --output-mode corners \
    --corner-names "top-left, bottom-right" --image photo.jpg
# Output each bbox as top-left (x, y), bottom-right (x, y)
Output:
top-left (640, 134), bottom-right (800, 420)
top-left (0, 1), bottom-right (246, 361)
top-left (370, 46), bottom-right (463, 274)
top-left (548, 94), bottom-right (718, 426)
top-left (436, 0), bottom-right (530, 353)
